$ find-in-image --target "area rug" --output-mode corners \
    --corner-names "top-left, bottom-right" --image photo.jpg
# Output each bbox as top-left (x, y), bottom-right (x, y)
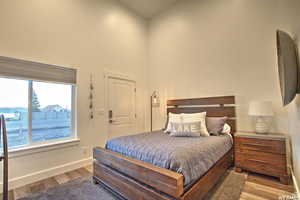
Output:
top-left (19, 170), bottom-right (246, 200)
top-left (18, 176), bottom-right (118, 200)
top-left (203, 170), bottom-right (247, 200)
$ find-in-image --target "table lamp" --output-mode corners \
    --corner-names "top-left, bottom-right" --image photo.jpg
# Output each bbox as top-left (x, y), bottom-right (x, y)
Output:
top-left (248, 101), bottom-right (274, 134)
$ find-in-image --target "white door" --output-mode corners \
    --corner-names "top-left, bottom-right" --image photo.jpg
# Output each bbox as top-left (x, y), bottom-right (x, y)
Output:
top-left (108, 77), bottom-right (136, 139)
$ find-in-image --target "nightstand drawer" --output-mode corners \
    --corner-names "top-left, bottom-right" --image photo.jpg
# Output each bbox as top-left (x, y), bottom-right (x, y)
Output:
top-left (235, 158), bottom-right (285, 177)
top-left (235, 137), bottom-right (285, 154)
top-left (235, 150), bottom-right (287, 171)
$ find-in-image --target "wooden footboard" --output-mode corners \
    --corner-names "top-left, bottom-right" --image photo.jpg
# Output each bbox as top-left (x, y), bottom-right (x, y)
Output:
top-left (93, 147), bottom-right (233, 200)
top-left (94, 162), bottom-right (174, 200)
top-left (93, 147), bottom-right (184, 198)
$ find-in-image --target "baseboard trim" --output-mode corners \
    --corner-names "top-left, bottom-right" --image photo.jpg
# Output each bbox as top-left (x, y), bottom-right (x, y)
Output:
top-left (290, 166), bottom-right (300, 195)
top-left (3, 157), bottom-right (93, 190)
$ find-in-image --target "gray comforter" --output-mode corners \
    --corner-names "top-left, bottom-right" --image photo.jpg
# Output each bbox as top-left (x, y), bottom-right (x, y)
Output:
top-left (106, 131), bottom-right (232, 186)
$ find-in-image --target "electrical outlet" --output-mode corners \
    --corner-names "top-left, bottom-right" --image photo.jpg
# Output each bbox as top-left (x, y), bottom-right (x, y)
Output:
top-left (82, 147), bottom-right (88, 155)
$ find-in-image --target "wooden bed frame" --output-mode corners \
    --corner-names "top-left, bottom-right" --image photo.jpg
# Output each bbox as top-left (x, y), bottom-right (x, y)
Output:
top-left (93, 96), bottom-right (236, 200)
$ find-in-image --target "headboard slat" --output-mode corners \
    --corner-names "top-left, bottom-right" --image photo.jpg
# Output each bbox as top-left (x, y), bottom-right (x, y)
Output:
top-left (167, 106), bottom-right (235, 118)
top-left (167, 96), bottom-right (235, 106)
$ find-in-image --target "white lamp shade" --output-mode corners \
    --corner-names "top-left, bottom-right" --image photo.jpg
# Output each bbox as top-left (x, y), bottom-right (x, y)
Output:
top-left (248, 101), bottom-right (274, 117)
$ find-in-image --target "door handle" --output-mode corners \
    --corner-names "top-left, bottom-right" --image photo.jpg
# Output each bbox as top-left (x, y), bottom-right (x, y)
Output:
top-left (109, 110), bottom-right (113, 119)
top-left (109, 119), bottom-right (116, 123)
top-left (109, 110), bottom-right (116, 123)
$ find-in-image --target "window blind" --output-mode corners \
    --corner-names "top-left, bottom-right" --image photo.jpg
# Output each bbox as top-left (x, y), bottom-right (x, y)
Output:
top-left (0, 56), bottom-right (76, 84)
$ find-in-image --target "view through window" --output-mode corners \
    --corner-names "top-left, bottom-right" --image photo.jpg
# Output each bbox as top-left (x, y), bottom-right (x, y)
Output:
top-left (0, 77), bottom-right (74, 149)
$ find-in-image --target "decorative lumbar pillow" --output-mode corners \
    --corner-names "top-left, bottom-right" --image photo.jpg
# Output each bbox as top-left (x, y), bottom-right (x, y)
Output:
top-left (181, 112), bottom-right (210, 137)
top-left (169, 121), bottom-right (201, 137)
top-left (206, 117), bottom-right (228, 135)
top-left (164, 113), bottom-right (183, 133)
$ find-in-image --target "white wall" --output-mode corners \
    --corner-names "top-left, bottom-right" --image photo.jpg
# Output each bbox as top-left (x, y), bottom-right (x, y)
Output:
top-left (148, 0), bottom-right (300, 183)
top-left (288, 96), bottom-right (300, 184)
top-left (149, 0), bottom-right (288, 133)
top-left (0, 0), bottom-right (148, 188)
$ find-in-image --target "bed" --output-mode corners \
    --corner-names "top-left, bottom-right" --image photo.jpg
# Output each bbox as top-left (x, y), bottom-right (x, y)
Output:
top-left (93, 96), bottom-right (236, 200)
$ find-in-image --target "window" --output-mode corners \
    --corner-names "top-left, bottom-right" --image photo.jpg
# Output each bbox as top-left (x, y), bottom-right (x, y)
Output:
top-left (32, 81), bottom-right (73, 143)
top-left (0, 56), bottom-right (77, 150)
top-left (0, 77), bottom-right (75, 149)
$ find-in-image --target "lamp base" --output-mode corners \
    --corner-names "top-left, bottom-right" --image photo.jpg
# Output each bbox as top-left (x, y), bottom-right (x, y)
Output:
top-left (255, 117), bottom-right (270, 134)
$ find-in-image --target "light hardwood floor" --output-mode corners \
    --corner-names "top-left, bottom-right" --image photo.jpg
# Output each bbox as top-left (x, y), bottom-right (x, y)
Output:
top-left (8, 166), bottom-right (92, 200)
top-left (4, 166), bottom-right (295, 200)
top-left (240, 172), bottom-right (294, 200)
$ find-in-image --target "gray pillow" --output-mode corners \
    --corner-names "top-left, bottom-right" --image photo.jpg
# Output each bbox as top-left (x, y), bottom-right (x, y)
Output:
top-left (206, 117), bottom-right (228, 135)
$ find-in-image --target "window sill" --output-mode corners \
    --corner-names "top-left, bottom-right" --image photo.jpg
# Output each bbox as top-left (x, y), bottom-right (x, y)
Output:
top-left (8, 138), bottom-right (80, 158)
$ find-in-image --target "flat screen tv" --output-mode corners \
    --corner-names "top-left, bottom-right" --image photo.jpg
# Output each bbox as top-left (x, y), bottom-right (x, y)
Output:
top-left (276, 30), bottom-right (300, 106)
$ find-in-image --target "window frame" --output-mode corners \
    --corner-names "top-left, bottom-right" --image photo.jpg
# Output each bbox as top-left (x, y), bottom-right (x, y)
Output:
top-left (0, 76), bottom-right (77, 150)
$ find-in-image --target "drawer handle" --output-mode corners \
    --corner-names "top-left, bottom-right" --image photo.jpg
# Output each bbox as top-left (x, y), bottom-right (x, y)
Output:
top-left (247, 159), bottom-right (268, 165)
top-left (243, 143), bottom-right (272, 148)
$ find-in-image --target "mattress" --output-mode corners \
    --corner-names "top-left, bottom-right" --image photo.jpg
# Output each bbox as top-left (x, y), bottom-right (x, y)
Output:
top-left (105, 130), bottom-right (233, 186)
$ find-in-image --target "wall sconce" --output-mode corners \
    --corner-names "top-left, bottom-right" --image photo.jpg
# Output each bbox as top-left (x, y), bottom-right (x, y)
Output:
top-left (150, 91), bottom-right (160, 131)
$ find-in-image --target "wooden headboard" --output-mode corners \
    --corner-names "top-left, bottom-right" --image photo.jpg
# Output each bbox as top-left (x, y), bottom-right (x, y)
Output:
top-left (167, 96), bottom-right (236, 134)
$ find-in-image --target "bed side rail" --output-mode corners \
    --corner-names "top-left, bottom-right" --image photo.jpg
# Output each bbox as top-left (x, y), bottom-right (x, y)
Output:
top-left (93, 147), bottom-right (184, 198)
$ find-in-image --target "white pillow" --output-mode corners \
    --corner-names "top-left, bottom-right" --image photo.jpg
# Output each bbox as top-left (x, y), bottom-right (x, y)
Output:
top-left (169, 121), bottom-right (201, 137)
top-left (182, 112), bottom-right (210, 137)
top-left (222, 123), bottom-right (233, 143)
top-left (222, 123), bottom-right (231, 134)
top-left (164, 113), bottom-right (182, 133)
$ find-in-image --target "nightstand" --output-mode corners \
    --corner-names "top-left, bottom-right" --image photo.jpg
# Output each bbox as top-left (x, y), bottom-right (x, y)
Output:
top-left (234, 132), bottom-right (289, 184)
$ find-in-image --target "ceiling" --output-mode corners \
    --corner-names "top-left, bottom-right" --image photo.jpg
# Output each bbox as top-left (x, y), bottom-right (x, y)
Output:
top-left (118, 0), bottom-right (180, 18)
